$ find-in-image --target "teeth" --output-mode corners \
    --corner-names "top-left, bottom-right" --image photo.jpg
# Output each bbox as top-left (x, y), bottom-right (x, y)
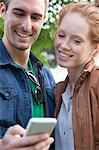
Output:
top-left (59, 51), bottom-right (73, 59)
top-left (59, 51), bottom-right (71, 58)
top-left (16, 31), bottom-right (30, 38)
top-left (59, 51), bottom-right (66, 57)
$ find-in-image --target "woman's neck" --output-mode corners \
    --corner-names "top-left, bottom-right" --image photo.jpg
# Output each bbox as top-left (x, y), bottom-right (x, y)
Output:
top-left (68, 66), bottom-right (84, 88)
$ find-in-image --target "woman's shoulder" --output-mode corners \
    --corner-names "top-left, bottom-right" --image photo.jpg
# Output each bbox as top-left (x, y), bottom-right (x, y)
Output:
top-left (90, 65), bottom-right (99, 85)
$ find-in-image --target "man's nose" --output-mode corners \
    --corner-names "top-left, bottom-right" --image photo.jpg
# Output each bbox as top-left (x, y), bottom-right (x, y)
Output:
top-left (22, 17), bottom-right (32, 31)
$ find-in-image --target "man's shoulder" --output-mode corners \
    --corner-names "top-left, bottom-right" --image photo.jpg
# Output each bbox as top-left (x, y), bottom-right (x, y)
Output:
top-left (30, 52), bottom-right (55, 88)
top-left (42, 66), bottom-right (55, 88)
top-left (0, 39), bottom-right (8, 56)
top-left (30, 52), bottom-right (43, 67)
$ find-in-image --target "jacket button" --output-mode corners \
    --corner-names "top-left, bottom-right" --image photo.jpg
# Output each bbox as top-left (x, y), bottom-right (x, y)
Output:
top-left (5, 92), bottom-right (10, 97)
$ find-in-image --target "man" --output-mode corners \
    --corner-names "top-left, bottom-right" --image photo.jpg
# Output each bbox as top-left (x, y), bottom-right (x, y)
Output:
top-left (0, 0), bottom-right (55, 149)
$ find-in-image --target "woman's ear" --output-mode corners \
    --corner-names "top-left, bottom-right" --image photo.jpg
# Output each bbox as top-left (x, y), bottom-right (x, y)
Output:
top-left (0, 2), bottom-right (6, 18)
top-left (91, 42), bottom-right (99, 56)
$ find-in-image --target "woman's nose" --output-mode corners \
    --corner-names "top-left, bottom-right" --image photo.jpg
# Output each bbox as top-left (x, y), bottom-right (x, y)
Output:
top-left (61, 39), bottom-right (71, 50)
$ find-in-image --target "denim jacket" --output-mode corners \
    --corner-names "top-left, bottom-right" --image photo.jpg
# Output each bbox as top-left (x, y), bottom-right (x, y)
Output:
top-left (0, 40), bottom-right (55, 138)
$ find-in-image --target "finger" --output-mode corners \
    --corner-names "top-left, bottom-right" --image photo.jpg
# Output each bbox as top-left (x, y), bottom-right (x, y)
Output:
top-left (2, 125), bottom-right (26, 148)
top-left (5, 136), bottom-right (53, 150)
top-left (18, 137), bottom-right (54, 150)
top-left (31, 137), bottom-right (54, 150)
top-left (3, 133), bottom-right (49, 148)
top-left (12, 134), bottom-right (49, 148)
top-left (6, 125), bottom-right (26, 136)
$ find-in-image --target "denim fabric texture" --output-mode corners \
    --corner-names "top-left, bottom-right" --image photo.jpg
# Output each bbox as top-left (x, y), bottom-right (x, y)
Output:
top-left (0, 40), bottom-right (55, 138)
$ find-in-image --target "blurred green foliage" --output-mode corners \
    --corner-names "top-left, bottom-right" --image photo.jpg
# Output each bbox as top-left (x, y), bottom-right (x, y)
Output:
top-left (0, 18), bottom-right (4, 38)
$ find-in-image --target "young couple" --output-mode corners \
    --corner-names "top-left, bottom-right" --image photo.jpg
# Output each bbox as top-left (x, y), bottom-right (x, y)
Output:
top-left (0, 0), bottom-right (99, 149)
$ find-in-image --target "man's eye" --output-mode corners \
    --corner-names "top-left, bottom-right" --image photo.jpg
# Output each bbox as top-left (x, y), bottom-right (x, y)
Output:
top-left (31, 16), bottom-right (41, 22)
top-left (13, 12), bottom-right (24, 17)
top-left (16, 13), bottom-right (23, 16)
top-left (58, 34), bottom-right (64, 38)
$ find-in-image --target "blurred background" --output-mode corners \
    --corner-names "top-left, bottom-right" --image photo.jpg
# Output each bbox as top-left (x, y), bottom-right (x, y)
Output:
top-left (0, 0), bottom-right (96, 83)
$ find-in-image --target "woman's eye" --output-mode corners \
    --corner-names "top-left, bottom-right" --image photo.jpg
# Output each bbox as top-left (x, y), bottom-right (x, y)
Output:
top-left (74, 39), bottom-right (81, 44)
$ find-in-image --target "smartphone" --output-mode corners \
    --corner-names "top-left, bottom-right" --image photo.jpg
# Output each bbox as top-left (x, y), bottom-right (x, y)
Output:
top-left (25, 117), bottom-right (57, 136)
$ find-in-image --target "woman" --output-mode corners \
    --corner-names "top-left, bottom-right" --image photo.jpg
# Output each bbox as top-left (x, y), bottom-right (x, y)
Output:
top-left (54, 2), bottom-right (99, 150)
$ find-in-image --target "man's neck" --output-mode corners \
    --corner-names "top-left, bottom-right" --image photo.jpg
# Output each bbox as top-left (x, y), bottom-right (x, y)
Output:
top-left (12, 51), bottom-right (30, 69)
top-left (7, 48), bottom-right (30, 69)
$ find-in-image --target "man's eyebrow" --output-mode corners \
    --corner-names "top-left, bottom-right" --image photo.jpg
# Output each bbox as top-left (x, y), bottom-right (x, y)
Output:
top-left (32, 13), bottom-right (43, 18)
top-left (12, 8), bottom-right (25, 13)
top-left (12, 8), bottom-right (43, 17)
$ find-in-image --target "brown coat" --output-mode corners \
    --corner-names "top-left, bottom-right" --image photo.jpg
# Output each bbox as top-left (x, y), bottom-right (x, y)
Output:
top-left (54, 60), bottom-right (99, 150)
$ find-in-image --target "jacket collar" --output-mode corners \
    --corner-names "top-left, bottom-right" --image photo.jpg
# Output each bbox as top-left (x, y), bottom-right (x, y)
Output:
top-left (0, 40), bottom-right (14, 65)
top-left (55, 58), bottom-right (96, 92)
top-left (30, 52), bottom-right (43, 69)
top-left (54, 59), bottom-right (96, 117)
top-left (83, 58), bottom-right (96, 73)
top-left (0, 40), bottom-right (43, 68)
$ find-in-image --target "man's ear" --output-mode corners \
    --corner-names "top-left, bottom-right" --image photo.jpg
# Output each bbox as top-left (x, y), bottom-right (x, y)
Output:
top-left (0, 2), bottom-right (6, 18)
top-left (43, 12), bottom-right (48, 24)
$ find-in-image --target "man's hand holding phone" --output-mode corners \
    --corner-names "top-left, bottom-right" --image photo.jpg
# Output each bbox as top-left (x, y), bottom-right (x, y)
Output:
top-left (0, 119), bottom-right (56, 150)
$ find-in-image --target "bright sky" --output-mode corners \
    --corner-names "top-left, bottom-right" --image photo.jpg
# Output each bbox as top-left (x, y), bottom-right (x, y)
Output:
top-left (50, 65), bottom-right (68, 83)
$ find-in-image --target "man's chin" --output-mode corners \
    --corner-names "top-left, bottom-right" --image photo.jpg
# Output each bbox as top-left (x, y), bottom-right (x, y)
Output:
top-left (15, 44), bottom-right (30, 51)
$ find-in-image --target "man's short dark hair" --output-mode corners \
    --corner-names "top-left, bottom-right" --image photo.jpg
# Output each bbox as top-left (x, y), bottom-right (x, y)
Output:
top-left (0, 0), bottom-right (5, 2)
